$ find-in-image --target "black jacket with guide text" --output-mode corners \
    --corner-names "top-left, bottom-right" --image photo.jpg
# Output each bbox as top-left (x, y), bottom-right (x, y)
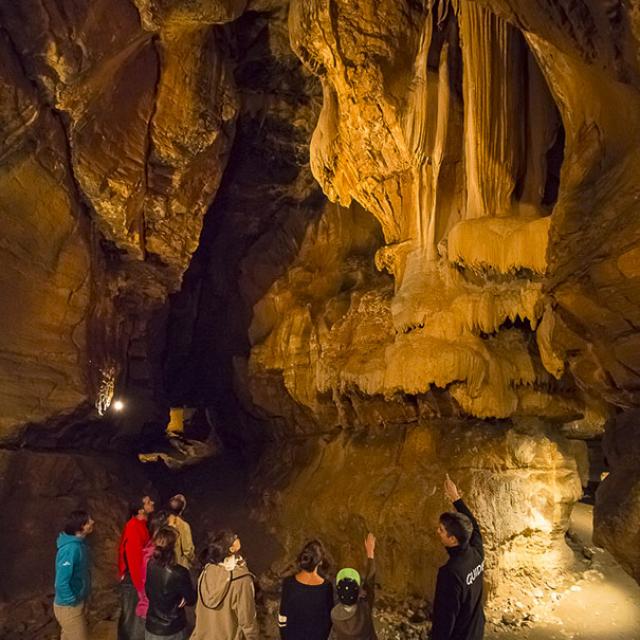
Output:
top-left (431, 499), bottom-right (485, 640)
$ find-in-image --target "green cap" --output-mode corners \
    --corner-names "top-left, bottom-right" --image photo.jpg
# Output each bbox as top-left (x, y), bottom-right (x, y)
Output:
top-left (336, 567), bottom-right (361, 586)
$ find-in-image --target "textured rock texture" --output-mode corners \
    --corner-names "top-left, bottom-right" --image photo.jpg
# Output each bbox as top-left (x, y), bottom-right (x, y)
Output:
top-left (253, 422), bottom-right (586, 599)
top-left (276, 0), bottom-right (640, 427)
top-left (0, 30), bottom-right (91, 438)
top-left (594, 410), bottom-right (640, 583)
top-left (2, 0), bottom-right (640, 622)
top-left (0, 0), bottom-right (242, 439)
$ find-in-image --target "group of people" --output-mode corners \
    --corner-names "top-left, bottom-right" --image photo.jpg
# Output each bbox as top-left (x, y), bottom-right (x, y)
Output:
top-left (53, 476), bottom-right (485, 640)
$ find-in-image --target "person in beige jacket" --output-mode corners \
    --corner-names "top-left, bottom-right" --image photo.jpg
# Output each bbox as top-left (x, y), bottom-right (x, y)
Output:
top-left (190, 530), bottom-right (260, 640)
top-left (169, 494), bottom-right (196, 570)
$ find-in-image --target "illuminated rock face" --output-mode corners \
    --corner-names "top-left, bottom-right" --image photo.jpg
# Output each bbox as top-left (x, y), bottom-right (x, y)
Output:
top-left (0, 30), bottom-right (91, 438)
top-left (243, 0), bottom-right (640, 587)
top-left (272, 0), bottom-right (640, 426)
top-left (254, 422), bottom-right (585, 598)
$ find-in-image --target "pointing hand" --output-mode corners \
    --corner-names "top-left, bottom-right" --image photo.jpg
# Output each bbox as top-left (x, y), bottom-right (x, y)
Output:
top-left (444, 474), bottom-right (461, 502)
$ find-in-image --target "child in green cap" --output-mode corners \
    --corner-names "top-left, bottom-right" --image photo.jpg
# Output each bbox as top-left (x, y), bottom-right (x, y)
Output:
top-left (331, 533), bottom-right (377, 640)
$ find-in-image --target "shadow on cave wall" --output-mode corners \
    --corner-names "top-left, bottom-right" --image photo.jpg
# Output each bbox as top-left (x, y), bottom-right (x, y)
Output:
top-left (162, 7), bottom-right (326, 453)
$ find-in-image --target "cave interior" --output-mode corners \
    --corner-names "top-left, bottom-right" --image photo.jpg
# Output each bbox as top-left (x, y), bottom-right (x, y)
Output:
top-left (2, 0), bottom-right (640, 638)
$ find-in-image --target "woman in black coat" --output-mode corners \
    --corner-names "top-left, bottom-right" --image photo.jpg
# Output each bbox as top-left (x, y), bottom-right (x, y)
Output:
top-left (145, 527), bottom-right (196, 640)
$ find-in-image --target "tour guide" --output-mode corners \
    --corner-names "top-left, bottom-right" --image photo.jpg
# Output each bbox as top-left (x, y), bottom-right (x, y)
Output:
top-left (431, 475), bottom-right (485, 640)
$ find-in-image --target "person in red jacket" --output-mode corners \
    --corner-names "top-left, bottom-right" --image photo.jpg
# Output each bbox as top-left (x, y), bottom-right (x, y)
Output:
top-left (118, 494), bottom-right (155, 640)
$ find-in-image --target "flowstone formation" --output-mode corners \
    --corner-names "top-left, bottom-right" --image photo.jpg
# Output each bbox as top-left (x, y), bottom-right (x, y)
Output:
top-left (239, 0), bottom-right (640, 596)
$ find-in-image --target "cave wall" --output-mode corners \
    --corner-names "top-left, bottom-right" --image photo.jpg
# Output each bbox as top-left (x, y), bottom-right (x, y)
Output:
top-left (0, 0), bottom-right (242, 441)
top-left (253, 422), bottom-right (586, 600)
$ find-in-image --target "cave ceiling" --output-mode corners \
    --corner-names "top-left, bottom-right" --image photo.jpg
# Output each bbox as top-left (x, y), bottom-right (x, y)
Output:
top-left (0, 0), bottom-right (639, 438)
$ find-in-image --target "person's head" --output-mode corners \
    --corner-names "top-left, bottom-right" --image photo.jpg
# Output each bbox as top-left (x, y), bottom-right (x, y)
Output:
top-left (63, 510), bottom-right (95, 537)
top-left (129, 495), bottom-right (155, 519)
top-left (202, 530), bottom-right (240, 564)
top-left (152, 527), bottom-right (178, 567)
top-left (438, 512), bottom-right (473, 548)
top-left (168, 494), bottom-right (187, 516)
top-left (148, 509), bottom-right (172, 538)
top-left (336, 568), bottom-right (361, 606)
top-left (297, 540), bottom-right (327, 574)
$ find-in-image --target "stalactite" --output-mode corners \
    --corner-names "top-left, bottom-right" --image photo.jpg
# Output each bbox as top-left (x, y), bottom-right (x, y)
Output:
top-left (456, 0), bottom-right (524, 218)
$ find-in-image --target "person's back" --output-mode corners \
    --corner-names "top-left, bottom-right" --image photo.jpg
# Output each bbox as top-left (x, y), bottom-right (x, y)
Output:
top-left (279, 575), bottom-right (333, 639)
top-left (191, 530), bottom-right (259, 640)
top-left (145, 560), bottom-right (195, 636)
top-left (331, 534), bottom-right (378, 640)
top-left (144, 526), bottom-right (195, 639)
top-left (331, 600), bottom-right (376, 640)
top-left (431, 475), bottom-right (484, 640)
top-left (168, 495), bottom-right (195, 570)
top-left (278, 539), bottom-right (333, 640)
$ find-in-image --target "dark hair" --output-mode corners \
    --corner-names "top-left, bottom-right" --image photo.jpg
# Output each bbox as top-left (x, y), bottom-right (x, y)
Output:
top-left (202, 530), bottom-right (238, 565)
top-left (168, 496), bottom-right (186, 516)
top-left (63, 510), bottom-right (91, 535)
top-left (153, 527), bottom-right (177, 567)
top-left (128, 495), bottom-right (150, 518)
top-left (439, 512), bottom-right (473, 546)
top-left (148, 509), bottom-right (171, 538)
top-left (297, 540), bottom-right (327, 572)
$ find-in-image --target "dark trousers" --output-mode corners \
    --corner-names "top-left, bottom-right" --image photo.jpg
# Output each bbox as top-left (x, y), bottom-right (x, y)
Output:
top-left (118, 573), bottom-right (145, 640)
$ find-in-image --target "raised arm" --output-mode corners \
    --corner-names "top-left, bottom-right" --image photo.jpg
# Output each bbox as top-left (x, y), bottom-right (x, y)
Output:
top-left (363, 533), bottom-right (376, 608)
top-left (444, 474), bottom-right (483, 554)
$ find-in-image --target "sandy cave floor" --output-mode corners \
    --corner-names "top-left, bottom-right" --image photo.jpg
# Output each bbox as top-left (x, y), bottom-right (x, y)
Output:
top-left (81, 501), bottom-right (640, 640)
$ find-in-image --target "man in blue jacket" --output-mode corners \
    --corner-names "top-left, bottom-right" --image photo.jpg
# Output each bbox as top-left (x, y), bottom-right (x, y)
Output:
top-left (54, 510), bottom-right (95, 640)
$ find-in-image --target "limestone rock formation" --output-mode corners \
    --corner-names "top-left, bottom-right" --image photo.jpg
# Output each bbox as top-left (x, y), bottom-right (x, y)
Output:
top-left (0, 0), bottom-right (243, 439)
top-left (0, 31), bottom-right (91, 439)
top-left (253, 422), bottom-right (586, 599)
top-left (2, 1), bottom-right (640, 635)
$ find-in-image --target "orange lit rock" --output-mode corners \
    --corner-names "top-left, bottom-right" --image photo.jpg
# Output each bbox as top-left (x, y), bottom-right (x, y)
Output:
top-left (254, 422), bottom-right (586, 599)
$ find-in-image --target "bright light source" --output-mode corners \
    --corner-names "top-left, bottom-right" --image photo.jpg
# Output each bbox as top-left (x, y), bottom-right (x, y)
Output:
top-left (112, 399), bottom-right (125, 412)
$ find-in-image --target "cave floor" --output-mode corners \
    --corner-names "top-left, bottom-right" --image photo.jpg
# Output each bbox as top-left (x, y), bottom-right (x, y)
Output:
top-left (482, 502), bottom-right (640, 640)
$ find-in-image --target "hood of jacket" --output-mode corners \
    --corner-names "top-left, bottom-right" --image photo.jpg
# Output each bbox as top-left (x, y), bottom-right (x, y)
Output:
top-left (198, 561), bottom-right (252, 609)
top-left (57, 532), bottom-right (85, 550)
